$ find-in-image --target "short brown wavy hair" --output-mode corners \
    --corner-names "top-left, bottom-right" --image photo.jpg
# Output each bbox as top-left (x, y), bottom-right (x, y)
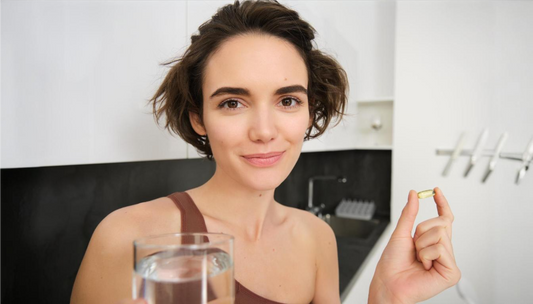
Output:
top-left (151, 0), bottom-right (348, 159)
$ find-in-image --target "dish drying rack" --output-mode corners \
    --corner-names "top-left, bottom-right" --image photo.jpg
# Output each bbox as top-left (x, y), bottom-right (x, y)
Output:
top-left (335, 199), bottom-right (376, 221)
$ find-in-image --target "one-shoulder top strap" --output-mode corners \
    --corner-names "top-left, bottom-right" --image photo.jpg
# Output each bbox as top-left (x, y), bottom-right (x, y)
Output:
top-left (235, 282), bottom-right (286, 304)
top-left (167, 192), bottom-right (208, 233)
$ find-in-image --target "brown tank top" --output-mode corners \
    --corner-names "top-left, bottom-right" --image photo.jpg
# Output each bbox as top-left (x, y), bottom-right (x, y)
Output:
top-left (168, 192), bottom-right (286, 304)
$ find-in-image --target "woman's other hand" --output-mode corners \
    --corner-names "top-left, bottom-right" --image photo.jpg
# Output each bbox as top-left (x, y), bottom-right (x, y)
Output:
top-left (369, 188), bottom-right (461, 304)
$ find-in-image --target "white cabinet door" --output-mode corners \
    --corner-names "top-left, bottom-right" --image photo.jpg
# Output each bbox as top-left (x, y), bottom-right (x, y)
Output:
top-left (2, 1), bottom-right (189, 168)
top-left (286, 1), bottom-right (395, 152)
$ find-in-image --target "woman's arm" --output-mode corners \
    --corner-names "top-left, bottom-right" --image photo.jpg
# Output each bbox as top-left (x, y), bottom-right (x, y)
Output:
top-left (313, 220), bottom-right (341, 304)
top-left (71, 198), bottom-right (180, 304)
top-left (70, 208), bottom-right (137, 304)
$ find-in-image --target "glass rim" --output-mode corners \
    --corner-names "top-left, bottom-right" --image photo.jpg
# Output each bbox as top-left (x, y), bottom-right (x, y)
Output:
top-left (133, 232), bottom-right (234, 249)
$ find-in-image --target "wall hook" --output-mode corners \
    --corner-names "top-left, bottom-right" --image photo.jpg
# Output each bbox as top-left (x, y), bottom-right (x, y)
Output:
top-left (464, 129), bottom-right (489, 177)
top-left (442, 132), bottom-right (467, 177)
top-left (482, 132), bottom-right (508, 183)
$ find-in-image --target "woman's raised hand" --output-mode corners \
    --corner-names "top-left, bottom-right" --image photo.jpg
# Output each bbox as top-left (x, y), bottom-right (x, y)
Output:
top-left (369, 188), bottom-right (461, 304)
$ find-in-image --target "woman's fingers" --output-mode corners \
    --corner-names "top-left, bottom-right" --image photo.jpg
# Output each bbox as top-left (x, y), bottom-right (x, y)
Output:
top-left (391, 190), bottom-right (420, 239)
top-left (413, 188), bottom-right (454, 242)
top-left (414, 217), bottom-right (453, 243)
top-left (412, 188), bottom-right (460, 287)
top-left (418, 244), bottom-right (461, 284)
top-left (415, 226), bottom-right (454, 263)
top-left (434, 187), bottom-right (454, 223)
top-left (419, 244), bottom-right (448, 270)
top-left (393, 188), bottom-right (453, 241)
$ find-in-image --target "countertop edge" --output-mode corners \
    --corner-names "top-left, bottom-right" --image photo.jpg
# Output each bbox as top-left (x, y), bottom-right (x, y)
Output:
top-left (340, 222), bottom-right (394, 302)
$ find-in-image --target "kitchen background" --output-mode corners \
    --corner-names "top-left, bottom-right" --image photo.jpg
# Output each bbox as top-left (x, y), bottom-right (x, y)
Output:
top-left (2, 0), bottom-right (532, 304)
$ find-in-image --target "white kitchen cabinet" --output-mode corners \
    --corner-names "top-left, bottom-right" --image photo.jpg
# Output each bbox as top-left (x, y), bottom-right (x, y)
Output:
top-left (287, 1), bottom-right (395, 101)
top-left (286, 1), bottom-right (395, 152)
top-left (1, 1), bottom-right (189, 168)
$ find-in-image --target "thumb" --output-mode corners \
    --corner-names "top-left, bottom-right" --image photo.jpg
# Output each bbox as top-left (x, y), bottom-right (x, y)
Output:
top-left (392, 190), bottom-right (419, 238)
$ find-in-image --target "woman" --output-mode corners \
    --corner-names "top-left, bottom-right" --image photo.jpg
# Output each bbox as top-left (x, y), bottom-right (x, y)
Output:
top-left (71, 1), bottom-right (461, 303)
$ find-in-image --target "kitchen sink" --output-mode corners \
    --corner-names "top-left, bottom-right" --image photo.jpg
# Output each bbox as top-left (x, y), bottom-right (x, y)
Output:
top-left (323, 214), bottom-right (380, 239)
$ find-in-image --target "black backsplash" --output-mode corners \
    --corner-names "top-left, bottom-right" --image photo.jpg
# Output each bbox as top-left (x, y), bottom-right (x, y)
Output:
top-left (276, 150), bottom-right (391, 219)
top-left (1, 149), bottom-right (391, 303)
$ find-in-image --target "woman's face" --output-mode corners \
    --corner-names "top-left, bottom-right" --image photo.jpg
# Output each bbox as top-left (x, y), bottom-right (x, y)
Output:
top-left (192, 33), bottom-right (311, 191)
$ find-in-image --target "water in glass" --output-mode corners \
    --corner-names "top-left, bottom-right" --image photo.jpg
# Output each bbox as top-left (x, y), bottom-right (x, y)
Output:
top-left (133, 249), bottom-right (233, 304)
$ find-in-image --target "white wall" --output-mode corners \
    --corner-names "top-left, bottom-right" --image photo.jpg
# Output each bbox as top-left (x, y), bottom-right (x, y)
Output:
top-left (345, 1), bottom-right (533, 303)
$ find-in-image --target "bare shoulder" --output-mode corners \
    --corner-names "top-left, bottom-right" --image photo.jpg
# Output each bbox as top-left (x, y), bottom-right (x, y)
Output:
top-left (92, 196), bottom-right (181, 247)
top-left (71, 196), bottom-right (181, 304)
top-left (279, 205), bottom-right (336, 249)
top-left (279, 206), bottom-right (340, 303)
top-left (282, 206), bottom-right (335, 235)
top-left (105, 196), bottom-right (181, 234)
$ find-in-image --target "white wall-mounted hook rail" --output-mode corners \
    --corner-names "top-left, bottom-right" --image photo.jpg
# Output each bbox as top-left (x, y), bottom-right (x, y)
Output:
top-left (437, 131), bottom-right (532, 184)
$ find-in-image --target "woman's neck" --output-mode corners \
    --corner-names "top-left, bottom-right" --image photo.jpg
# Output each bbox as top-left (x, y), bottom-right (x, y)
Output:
top-left (188, 171), bottom-right (280, 242)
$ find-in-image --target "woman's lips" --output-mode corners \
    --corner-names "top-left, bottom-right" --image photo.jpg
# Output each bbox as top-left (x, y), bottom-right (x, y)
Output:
top-left (241, 152), bottom-right (284, 167)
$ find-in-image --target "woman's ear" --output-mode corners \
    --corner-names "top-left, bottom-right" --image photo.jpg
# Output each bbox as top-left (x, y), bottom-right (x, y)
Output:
top-left (189, 112), bottom-right (207, 136)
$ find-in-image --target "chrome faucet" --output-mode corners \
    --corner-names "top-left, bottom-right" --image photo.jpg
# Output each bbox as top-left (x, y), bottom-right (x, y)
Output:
top-left (307, 175), bottom-right (347, 218)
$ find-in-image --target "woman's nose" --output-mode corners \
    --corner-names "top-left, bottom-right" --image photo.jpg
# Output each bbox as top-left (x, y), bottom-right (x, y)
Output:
top-left (248, 107), bottom-right (278, 143)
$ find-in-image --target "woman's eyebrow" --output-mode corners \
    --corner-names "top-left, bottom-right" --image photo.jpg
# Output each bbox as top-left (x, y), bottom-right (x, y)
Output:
top-left (275, 85), bottom-right (307, 95)
top-left (210, 87), bottom-right (250, 98)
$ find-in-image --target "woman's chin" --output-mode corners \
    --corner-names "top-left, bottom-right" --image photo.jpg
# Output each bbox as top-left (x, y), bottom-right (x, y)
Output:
top-left (244, 178), bottom-right (285, 193)
top-left (212, 159), bottom-right (293, 193)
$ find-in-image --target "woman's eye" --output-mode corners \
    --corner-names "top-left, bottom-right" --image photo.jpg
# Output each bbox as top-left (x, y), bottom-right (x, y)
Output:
top-left (279, 97), bottom-right (301, 108)
top-left (219, 99), bottom-right (243, 109)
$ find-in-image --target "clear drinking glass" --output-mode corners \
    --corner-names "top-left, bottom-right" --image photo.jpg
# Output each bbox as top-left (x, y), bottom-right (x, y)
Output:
top-left (133, 233), bottom-right (234, 304)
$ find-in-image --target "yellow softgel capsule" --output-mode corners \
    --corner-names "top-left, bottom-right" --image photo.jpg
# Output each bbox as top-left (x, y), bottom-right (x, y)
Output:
top-left (417, 189), bottom-right (435, 199)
